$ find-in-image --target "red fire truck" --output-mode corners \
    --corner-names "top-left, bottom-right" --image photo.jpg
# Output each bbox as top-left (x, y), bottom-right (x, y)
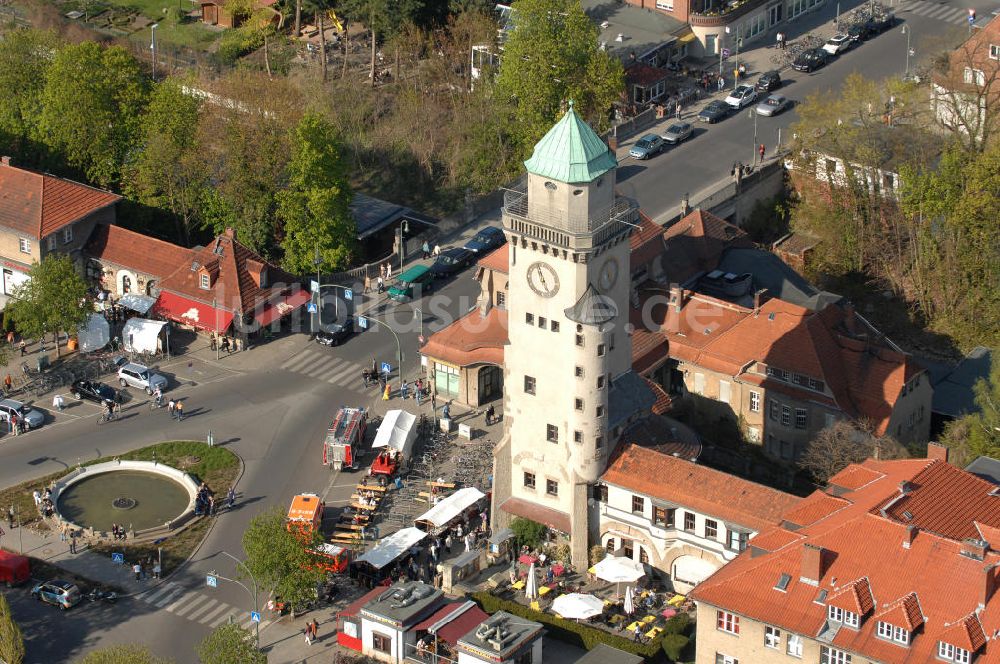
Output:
top-left (323, 407), bottom-right (368, 470)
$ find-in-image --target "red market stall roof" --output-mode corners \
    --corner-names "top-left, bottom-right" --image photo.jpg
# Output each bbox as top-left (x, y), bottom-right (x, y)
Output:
top-left (154, 291), bottom-right (235, 333)
top-left (255, 287), bottom-right (311, 327)
top-left (417, 601), bottom-right (490, 645)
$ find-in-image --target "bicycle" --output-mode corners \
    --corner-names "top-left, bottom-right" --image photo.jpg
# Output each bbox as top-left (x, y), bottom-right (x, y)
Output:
top-left (97, 409), bottom-right (118, 425)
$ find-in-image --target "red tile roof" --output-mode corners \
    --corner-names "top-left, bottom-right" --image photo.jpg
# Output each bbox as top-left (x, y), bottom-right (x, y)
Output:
top-left (629, 212), bottom-right (665, 271)
top-left (0, 161), bottom-right (120, 239)
top-left (827, 464), bottom-right (885, 492)
top-left (747, 527), bottom-right (804, 553)
top-left (781, 493), bottom-right (851, 528)
top-left (420, 307), bottom-right (507, 368)
top-left (602, 444), bottom-right (799, 533)
top-left (476, 244), bottom-right (508, 274)
top-left (85, 224), bottom-right (193, 282)
top-left (659, 209), bottom-right (751, 285)
top-left (691, 458), bottom-right (1000, 663)
top-left (499, 497), bottom-right (571, 534)
top-left (434, 605), bottom-right (491, 645)
top-left (827, 576), bottom-right (874, 615)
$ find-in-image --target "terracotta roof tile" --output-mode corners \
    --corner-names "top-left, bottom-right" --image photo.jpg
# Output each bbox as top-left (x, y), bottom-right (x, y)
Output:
top-left (977, 522), bottom-right (1000, 550)
top-left (630, 212), bottom-right (665, 270)
top-left (85, 224), bottom-right (193, 281)
top-left (476, 244), bottom-right (508, 273)
top-left (643, 377), bottom-right (673, 415)
top-left (748, 527), bottom-right (805, 553)
top-left (827, 576), bottom-right (874, 615)
top-left (873, 592), bottom-right (924, 631)
top-left (420, 308), bottom-right (507, 368)
top-left (659, 209), bottom-right (751, 284)
top-left (828, 465), bottom-right (885, 492)
top-left (0, 161), bottom-right (120, 239)
top-left (939, 612), bottom-right (988, 652)
top-left (781, 492), bottom-right (851, 528)
top-left (602, 444), bottom-right (799, 533)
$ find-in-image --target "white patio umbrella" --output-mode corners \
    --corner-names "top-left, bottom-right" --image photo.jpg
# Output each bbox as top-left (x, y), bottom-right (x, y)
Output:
top-left (552, 593), bottom-right (604, 621)
top-left (624, 585), bottom-right (635, 615)
top-left (593, 555), bottom-right (645, 596)
top-left (525, 562), bottom-right (538, 600)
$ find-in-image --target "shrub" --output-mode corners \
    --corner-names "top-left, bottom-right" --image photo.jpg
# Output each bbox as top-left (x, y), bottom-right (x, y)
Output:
top-left (510, 517), bottom-right (547, 549)
top-left (662, 612), bottom-right (691, 635)
top-left (217, 29), bottom-right (263, 65)
top-left (661, 633), bottom-right (689, 661)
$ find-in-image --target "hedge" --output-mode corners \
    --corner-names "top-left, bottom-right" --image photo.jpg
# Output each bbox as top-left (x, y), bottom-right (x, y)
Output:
top-left (471, 592), bottom-right (671, 661)
top-left (661, 633), bottom-right (689, 660)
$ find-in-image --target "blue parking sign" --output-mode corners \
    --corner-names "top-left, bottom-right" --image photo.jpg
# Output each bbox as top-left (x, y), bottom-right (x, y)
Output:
top-left (358, 316), bottom-right (368, 329)
top-left (344, 289), bottom-right (354, 301)
top-left (112, 552), bottom-right (124, 565)
top-left (206, 574), bottom-right (218, 588)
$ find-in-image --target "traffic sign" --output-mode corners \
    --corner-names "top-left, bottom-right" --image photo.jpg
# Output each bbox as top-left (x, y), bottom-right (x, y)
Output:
top-left (112, 552), bottom-right (124, 565)
top-left (306, 302), bottom-right (318, 314)
top-left (721, 48), bottom-right (730, 58)
top-left (206, 574), bottom-right (218, 588)
top-left (358, 316), bottom-right (368, 330)
top-left (381, 362), bottom-right (392, 375)
top-left (344, 289), bottom-right (354, 301)
top-left (310, 279), bottom-right (320, 293)
top-left (251, 611), bottom-right (262, 623)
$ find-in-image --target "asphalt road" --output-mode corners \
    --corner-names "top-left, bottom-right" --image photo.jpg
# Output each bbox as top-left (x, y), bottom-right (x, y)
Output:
top-left (616, 1), bottom-right (979, 220)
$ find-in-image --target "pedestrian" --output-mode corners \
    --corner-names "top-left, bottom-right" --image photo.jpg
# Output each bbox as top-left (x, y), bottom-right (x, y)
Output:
top-left (675, 101), bottom-right (682, 119)
top-left (433, 244), bottom-right (441, 257)
top-left (718, 75), bottom-right (725, 91)
top-left (379, 263), bottom-right (386, 280)
top-left (153, 561), bottom-right (161, 579)
top-left (5, 331), bottom-right (12, 345)
top-left (401, 381), bottom-right (409, 400)
top-left (210, 333), bottom-right (217, 351)
top-left (382, 383), bottom-right (391, 401)
top-left (442, 403), bottom-right (450, 421)
top-left (311, 619), bottom-right (319, 643)
top-left (32, 490), bottom-right (40, 506)
top-left (18, 340), bottom-right (25, 356)
top-left (415, 384), bottom-right (423, 405)
top-left (385, 262), bottom-right (392, 279)
top-left (7, 505), bottom-right (14, 529)
top-left (227, 486), bottom-right (236, 509)
top-left (208, 495), bottom-right (215, 516)
top-left (364, 274), bottom-right (372, 294)
top-left (422, 240), bottom-right (431, 259)
top-left (10, 414), bottom-right (18, 436)
top-left (394, 476), bottom-right (403, 490)
top-left (430, 542), bottom-right (438, 562)
top-left (445, 533), bottom-right (453, 554)
top-left (377, 275), bottom-right (385, 293)
top-left (485, 404), bottom-right (495, 425)
top-left (3, 374), bottom-right (11, 394)
top-left (776, 31), bottom-right (784, 49)
top-left (69, 531), bottom-right (77, 554)
top-left (221, 336), bottom-right (231, 354)
top-left (633, 624), bottom-right (642, 642)
top-left (175, 400), bottom-right (184, 421)
top-left (431, 393), bottom-right (437, 416)
top-left (52, 393), bottom-right (65, 412)
top-left (167, 399), bottom-right (175, 417)
top-left (133, 562), bottom-right (142, 582)
top-left (759, 143), bottom-right (766, 162)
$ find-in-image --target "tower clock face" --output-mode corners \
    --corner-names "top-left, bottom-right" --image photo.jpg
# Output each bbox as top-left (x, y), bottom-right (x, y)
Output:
top-left (527, 261), bottom-right (560, 298)
top-left (598, 257), bottom-right (619, 292)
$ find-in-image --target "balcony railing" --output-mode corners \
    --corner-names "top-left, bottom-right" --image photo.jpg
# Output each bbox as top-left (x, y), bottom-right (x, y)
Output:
top-left (689, 0), bottom-right (768, 26)
top-left (502, 185), bottom-right (638, 249)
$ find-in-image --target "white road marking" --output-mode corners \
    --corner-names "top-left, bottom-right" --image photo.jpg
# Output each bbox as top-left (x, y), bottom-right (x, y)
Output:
top-left (185, 598), bottom-right (219, 621)
top-left (167, 592), bottom-right (207, 616)
top-left (154, 585), bottom-right (185, 608)
top-left (198, 602), bottom-right (231, 624)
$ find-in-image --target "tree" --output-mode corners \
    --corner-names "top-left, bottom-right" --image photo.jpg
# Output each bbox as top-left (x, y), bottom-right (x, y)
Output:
top-left (277, 112), bottom-right (355, 273)
top-left (125, 78), bottom-right (206, 245)
top-left (197, 623), bottom-right (266, 664)
top-left (0, 28), bottom-right (60, 165)
top-left (241, 507), bottom-right (326, 615)
top-left (495, 0), bottom-right (623, 156)
top-left (0, 593), bottom-right (25, 664)
top-left (510, 517), bottom-right (546, 549)
top-left (928, 38), bottom-right (1000, 153)
top-left (38, 41), bottom-right (150, 188)
top-left (940, 353), bottom-right (1000, 466)
top-left (78, 644), bottom-right (171, 664)
top-left (798, 421), bottom-right (909, 484)
top-left (8, 254), bottom-right (90, 358)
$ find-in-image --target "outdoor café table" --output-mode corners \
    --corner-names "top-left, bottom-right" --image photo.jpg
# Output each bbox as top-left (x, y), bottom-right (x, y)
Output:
top-left (551, 563), bottom-right (565, 576)
top-left (646, 626), bottom-right (664, 639)
top-left (511, 580), bottom-right (526, 590)
top-left (626, 621), bottom-right (642, 632)
top-left (667, 594), bottom-right (686, 607)
top-left (641, 615), bottom-right (656, 625)
top-left (538, 586), bottom-right (552, 596)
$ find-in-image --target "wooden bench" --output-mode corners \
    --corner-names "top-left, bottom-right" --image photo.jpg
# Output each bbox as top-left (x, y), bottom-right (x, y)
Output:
top-left (334, 523), bottom-right (366, 532)
top-left (351, 494), bottom-right (383, 504)
top-left (425, 481), bottom-right (456, 489)
top-left (350, 502), bottom-right (378, 511)
top-left (356, 483), bottom-right (387, 492)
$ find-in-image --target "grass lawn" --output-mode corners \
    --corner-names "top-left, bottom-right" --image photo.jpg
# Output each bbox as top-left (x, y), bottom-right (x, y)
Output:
top-left (128, 15), bottom-right (222, 49)
top-left (0, 441), bottom-right (239, 573)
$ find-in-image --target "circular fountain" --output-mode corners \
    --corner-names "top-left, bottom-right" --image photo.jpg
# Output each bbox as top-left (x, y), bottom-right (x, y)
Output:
top-left (52, 460), bottom-right (200, 537)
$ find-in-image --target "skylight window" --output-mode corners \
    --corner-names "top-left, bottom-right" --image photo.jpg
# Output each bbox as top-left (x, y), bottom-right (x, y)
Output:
top-left (774, 573), bottom-right (792, 592)
top-left (814, 589), bottom-right (828, 605)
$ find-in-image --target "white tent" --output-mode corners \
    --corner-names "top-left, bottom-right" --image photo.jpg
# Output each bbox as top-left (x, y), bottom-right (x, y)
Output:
top-left (593, 555), bottom-right (645, 584)
top-left (356, 527), bottom-right (427, 570)
top-left (414, 487), bottom-right (486, 531)
top-left (552, 593), bottom-right (604, 620)
top-left (119, 293), bottom-right (156, 315)
top-left (122, 317), bottom-right (168, 353)
top-left (77, 314), bottom-right (110, 352)
top-left (525, 562), bottom-right (538, 600)
top-left (372, 409), bottom-right (418, 458)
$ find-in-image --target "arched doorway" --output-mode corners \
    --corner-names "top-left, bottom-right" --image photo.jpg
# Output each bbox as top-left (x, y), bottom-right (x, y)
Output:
top-left (121, 274), bottom-right (132, 294)
top-left (671, 555), bottom-right (719, 592)
top-left (145, 280), bottom-right (157, 296)
top-left (477, 365), bottom-right (503, 405)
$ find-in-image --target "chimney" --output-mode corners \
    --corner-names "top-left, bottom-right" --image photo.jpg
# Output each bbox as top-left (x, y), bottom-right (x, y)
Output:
top-left (1, 156), bottom-right (10, 166)
top-left (669, 285), bottom-right (683, 313)
top-left (903, 525), bottom-right (918, 549)
top-left (753, 288), bottom-right (768, 312)
top-left (844, 302), bottom-right (858, 336)
top-left (800, 543), bottom-right (826, 586)
top-left (981, 563), bottom-right (999, 609)
top-left (927, 442), bottom-right (950, 464)
top-left (962, 539), bottom-right (989, 561)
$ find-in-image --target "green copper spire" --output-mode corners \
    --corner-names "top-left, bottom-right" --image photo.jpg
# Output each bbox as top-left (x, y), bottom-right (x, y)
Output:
top-left (524, 101), bottom-right (617, 184)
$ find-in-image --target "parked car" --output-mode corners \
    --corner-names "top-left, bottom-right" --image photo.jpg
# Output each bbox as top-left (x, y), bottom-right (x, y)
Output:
top-left (868, 12), bottom-right (896, 33)
top-left (822, 33), bottom-right (854, 55)
top-left (792, 48), bottom-right (829, 72)
top-left (316, 317), bottom-right (355, 347)
top-left (71, 380), bottom-right (118, 404)
top-left (756, 70), bottom-right (782, 92)
top-left (661, 122), bottom-right (693, 144)
top-left (725, 85), bottom-right (758, 109)
top-left (429, 247), bottom-right (475, 279)
top-left (847, 21), bottom-right (874, 42)
top-left (31, 579), bottom-right (82, 610)
top-left (462, 226), bottom-right (506, 254)
top-left (698, 100), bottom-right (732, 123)
top-left (388, 265), bottom-right (435, 302)
top-left (117, 362), bottom-right (168, 394)
top-left (756, 94), bottom-right (792, 117)
top-left (0, 399), bottom-right (44, 429)
top-left (629, 134), bottom-right (665, 159)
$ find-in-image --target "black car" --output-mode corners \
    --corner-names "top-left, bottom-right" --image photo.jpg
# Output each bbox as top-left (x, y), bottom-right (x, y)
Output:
top-left (698, 100), bottom-right (732, 123)
top-left (868, 12), bottom-right (895, 33)
top-left (792, 48), bottom-right (829, 72)
top-left (462, 226), bottom-right (506, 254)
top-left (428, 247), bottom-right (474, 278)
top-left (316, 317), bottom-right (355, 346)
top-left (847, 21), bottom-right (874, 42)
top-left (71, 380), bottom-right (118, 404)
top-left (756, 70), bottom-right (782, 92)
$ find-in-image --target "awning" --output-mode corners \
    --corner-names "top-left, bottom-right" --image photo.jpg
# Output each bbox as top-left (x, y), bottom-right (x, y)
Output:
top-left (499, 497), bottom-right (571, 534)
top-left (372, 410), bottom-right (418, 458)
top-left (255, 287), bottom-right (311, 327)
top-left (432, 602), bottom-right (490, 645)
top-left (676, 28), bottom-right (696, 44)
top-left (122, 318), bottom-right (168, 353)
top-left (118, 293), bottom-right (156, 315)
top-left (154, 291), bottom-right (235, 333)
top-left (355, 527), bottom-right (427, 570)
top-left (77, 313), bottom-right (110, 352)
top-left (415, 487), bottom-right (485, 530)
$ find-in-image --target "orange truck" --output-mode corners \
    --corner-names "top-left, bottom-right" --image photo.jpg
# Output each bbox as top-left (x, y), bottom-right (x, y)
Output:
top-left (322, 407), bottom-right (368, 471)
top-left (286, 493), bottom-right (349, 573)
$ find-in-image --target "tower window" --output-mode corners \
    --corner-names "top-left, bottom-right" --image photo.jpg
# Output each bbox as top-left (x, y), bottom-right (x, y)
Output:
top-left (538, 316), bottom-right (547, 328)
top-left (575, 398), bottom-right (584, 411)
top-left (550, 320), bottom-right (560, 332)
top-left (574, 430), bottom-right (583, 443)
top-left (596, 435), bottom-right (604, 449)
top-left (596, 405), bottom-right (605, 418)
top-left (544, 181), bottom-right (557, 191)
top-left (576, 334), bottom-right (585, 347)
top-left (597, 375), bottom-right (606, 389)
top-left (546, 424), bottom-right (558, 442)
top-left (575, 366), bottom-right (584, 378)
top-left (546, 479), bottom-right (559, 496)
top-left (523, 472), bottom-right (535, 489)
top-left (526, 313), bottom-right (534, 325)
top-left (597, 343), bottom-right (606, 357)
top-left (524, 376), bottom-right (536, 394)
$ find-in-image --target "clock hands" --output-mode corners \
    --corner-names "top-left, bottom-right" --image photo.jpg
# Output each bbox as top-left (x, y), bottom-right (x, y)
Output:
top-left (535, 265), bottom-right (548, 291)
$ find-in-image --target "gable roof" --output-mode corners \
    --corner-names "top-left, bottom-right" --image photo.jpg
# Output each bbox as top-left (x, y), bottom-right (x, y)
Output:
top-left (691, 458), bottom-right (1000, 663)
top-left (524, 104), bottom-right (617, 183)
top-left (601, 444), bottom-right (800, 533)
top-left (420, 307), bottom-right (507, 368)
top-left (85, 224), bottom-right (193, 282)
top-left (0, 160), bottom-right (120, 239)
top-left (476, 243), bottom-right (508, 274)
top-left (659, 209), bottom-right (751, 285)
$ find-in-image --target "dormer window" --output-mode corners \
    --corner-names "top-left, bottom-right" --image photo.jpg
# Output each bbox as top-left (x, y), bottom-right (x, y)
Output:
top-left (938, 642), bottom-right (971, 663)
top-left (828, 605), bottom-right (859, 628)
top-left (876, 621), bottom-right (909, 645)
top-left (200, 273), bottom-right (210, 290)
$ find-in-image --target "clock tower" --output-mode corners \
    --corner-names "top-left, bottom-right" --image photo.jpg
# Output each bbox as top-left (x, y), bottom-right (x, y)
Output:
top-left (493, 103), bottom-right (640, 568)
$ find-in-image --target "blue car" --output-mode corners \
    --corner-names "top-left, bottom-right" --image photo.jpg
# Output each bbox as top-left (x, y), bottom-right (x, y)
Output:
top-left (31, 579), bottom-right (82, 610)
top-left (463, 226), bottom-right (506, 254)
top-left (629, 134), bottom-right (665, 160)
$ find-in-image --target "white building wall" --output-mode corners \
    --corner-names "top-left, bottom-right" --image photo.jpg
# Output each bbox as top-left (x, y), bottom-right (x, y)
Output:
top-left (361, 620), bottom-right (403, 663)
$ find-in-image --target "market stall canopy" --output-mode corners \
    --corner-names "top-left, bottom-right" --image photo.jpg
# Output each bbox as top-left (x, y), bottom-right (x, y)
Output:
top-left (552, 593), bottom-right (604, 620)
top-left (414, 487), bottom-right (486, 531)
top-left (77, 313), bottom-right (110, 352)
top-left (355, 527), bottom-right (427, 570)
top-left (593, 555), bottom-right (646, 583)
top-left (119, 293), bottom-right (156, 315)
top-left (372, 409), bottom-right (418, 457)
top-left (122, 318), bottom-right (168, 354)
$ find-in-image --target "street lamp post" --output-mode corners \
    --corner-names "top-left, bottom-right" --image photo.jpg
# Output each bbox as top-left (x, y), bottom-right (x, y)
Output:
top-left (901, 25), bottom-right (912, 77)
top-left (213, 298), bottom-right (220, 360)
top-left (220, 551), bottom-right (260, 650)
top-left (396, 220), bottom-right (409, 277)
top-left (749, 107), bottom-right (759, 166)
top-left (313, 246), bottom-right (323, 335)
top-left (360, 316), bottom-right (403, 384)
top-left (150, 23), bottom-right (158, 80)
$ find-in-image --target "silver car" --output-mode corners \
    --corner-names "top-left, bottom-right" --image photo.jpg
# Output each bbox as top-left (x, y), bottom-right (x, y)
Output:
top-left (118, 362), bottom-right (168, 394)
top-left (756, 94), bottom-right (791, 117)
top-left (661, 122), bottom-right (693, 144)
top-left (0, 399), bottom-right (44, 429)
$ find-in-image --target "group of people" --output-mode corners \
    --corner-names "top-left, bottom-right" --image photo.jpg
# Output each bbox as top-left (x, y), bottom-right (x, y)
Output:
top-left (111, 523), bottom-right (128, 540)
top-left (131, 556), bottom-right (161, 582)
top-left (165, 399), bottom-right (185, 421)
top-left (420, 241), bottom-right (442, 260)
top-left (356, 489), bottom-right (381, 508)
top-left (208, 334), bottom-right (235, 353)
top-left (194, 482), bottom-right (216, 516)
top-left (32, 488), bottom-right (54, 518)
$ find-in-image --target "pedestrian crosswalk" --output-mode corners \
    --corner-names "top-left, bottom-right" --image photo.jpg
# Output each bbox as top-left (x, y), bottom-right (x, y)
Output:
top-left (139, 581), bottom-right (272, 632)
top-left (279, 347), bottom-right (366, 387)
top-left (897, 0), bottom-right (972, 25)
